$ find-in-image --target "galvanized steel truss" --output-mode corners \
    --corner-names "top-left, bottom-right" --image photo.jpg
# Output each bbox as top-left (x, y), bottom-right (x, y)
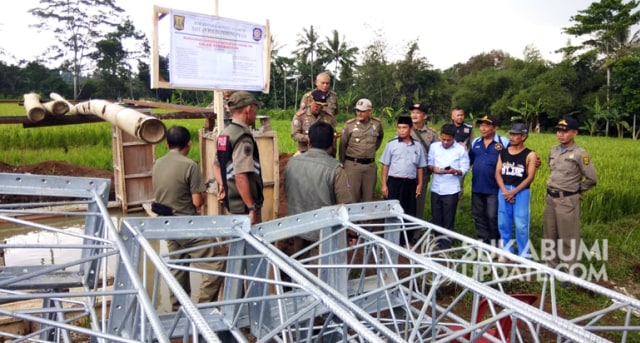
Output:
top-left (1, 173), bottom-right (639, 342)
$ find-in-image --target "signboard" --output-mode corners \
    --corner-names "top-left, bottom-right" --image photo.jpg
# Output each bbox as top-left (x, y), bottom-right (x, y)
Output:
top-left (151, 6), bottom-right (269, 92)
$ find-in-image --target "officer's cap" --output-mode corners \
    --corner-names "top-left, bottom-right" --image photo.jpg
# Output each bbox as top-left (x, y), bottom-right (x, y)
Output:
top-left (311, 90), bottom-right (328, 105)
top-left (409, 103), bottom-right (428, 114)
top-left (476, 114), bottom-right (499, 126)
top-left (555, 117), bottom-right (579, 131)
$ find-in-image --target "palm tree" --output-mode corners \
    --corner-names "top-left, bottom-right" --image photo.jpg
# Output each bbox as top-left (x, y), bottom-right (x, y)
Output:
top-left (294, 25), bottom-right (321, 88)
top-left (318, 30), bottom-right (359, 91)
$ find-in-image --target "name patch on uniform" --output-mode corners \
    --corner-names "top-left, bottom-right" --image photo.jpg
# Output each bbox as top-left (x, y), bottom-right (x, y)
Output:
top-left (217, 135), bottom-right (229, 151)
top-left (582, 153), bottom-right (591, 165)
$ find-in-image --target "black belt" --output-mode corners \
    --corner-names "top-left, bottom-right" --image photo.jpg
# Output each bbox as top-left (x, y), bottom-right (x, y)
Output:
top-left (388, 176), bottom-right (416, 182)
top-left (345, 156), bottom-right (374, 164)
top-left (547, 189), bottom-right (579, 198)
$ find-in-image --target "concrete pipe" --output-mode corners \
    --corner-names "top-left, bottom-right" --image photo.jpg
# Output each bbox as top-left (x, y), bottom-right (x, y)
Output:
top-left (23, 93), bottom-right (46, 122)
top-left (49, 93), bottom-right (78, 115)
top-left (42, 100), bottom-right (69, 115)
top-left (73, 100), bottom-right (166, 144)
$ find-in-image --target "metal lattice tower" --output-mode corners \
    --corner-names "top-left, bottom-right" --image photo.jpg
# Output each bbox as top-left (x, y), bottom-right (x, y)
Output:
top-left (1, 173), bottom-right (639, 342)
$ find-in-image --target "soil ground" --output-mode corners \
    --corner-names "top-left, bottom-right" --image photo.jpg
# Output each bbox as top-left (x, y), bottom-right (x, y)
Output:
top-left (0, 156), bottom-right (295, 212)
top-left (2, 157), bottom-right (638, 341)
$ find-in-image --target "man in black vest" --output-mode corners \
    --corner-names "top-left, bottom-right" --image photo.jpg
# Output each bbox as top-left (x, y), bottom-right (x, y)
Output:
top-left (213, 91), bottom-right (264, 224)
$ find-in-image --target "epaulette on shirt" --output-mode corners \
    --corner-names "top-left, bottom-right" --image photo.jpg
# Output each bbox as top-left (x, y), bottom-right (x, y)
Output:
top-left (463, 122), bottom-right (473, 128)
top-left (345, 118), bottom-right (357, 124)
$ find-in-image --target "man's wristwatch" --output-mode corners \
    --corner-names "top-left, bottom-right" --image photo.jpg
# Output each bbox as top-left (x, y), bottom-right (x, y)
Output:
top-left (247, 203), bottom-right (260, 212)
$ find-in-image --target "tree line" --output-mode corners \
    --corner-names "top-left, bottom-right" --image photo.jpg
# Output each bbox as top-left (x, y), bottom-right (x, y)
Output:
top-left (0, 0), bottom-right (638, 138)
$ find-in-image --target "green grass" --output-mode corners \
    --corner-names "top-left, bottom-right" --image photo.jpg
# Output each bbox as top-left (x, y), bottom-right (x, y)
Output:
top-left (1, 103), bottom-right (639, 293)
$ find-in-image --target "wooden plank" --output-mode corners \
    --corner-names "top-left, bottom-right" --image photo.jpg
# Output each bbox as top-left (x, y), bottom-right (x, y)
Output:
top-left (122, 99), bottom-right (216, 114)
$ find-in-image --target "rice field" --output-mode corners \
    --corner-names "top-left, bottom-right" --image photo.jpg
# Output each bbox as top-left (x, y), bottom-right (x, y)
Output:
top-left (1, 102), bottom-right (639, 296)
top-left (2, 103), bottom-right (639, 225)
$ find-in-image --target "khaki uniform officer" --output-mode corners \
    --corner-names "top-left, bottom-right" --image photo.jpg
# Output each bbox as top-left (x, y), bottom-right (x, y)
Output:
top-left (543, 117), bottom-right (597, 276)
top-left (409, 103), bottom-right (439, 219)
top-left (291, 90), bottom-right (337, 154)
top-left (339, 98), bottom-right (384, 202)
top-left (298, 72), bottom-right (339, 116)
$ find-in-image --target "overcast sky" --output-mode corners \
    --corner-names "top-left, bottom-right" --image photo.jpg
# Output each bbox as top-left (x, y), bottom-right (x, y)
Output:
top-left (0, 0), bottom-right (594, 70)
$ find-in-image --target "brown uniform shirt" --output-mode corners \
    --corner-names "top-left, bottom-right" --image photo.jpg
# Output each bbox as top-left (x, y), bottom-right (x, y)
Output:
top-left (291, 108), bottom-right (337, 153)
top-left (339, 117), bottom-right (384, 163)
top-left (411, 125), bottom-right (439, 158)
top-left (300, 90), bottom-right (339, 116)
top-left (546, 143), bottom-right (597, 193)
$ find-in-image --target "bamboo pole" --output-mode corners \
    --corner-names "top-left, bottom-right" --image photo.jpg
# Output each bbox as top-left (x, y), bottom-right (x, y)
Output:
top-left (23, 93), bottom-right (46, 122)
top-left (73, 100), bottom-right (166, 144)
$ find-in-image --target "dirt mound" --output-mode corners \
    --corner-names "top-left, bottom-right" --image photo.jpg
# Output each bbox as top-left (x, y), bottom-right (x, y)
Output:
top-left (0, 161), bottom-right (113, 179)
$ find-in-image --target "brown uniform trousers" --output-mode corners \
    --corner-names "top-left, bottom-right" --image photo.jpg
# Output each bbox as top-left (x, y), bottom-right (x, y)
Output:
top-left (543, 143), bottom-right (597, 275)
top-left (339, 117), bottom-right (384, 202)
top-left (167, 238), bottom-right (225, 311)
top-left (411, 126), bottom-right (439, 219)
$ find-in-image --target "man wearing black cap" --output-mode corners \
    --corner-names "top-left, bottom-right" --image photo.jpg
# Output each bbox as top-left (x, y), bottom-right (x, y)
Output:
top-left (291, 89), bottom-right (337, 154)
top-left (409, 103), bottom-right (439, 219)
top-left (379, 116), bottom-right (427, 247)
top-left (469, 114), bottom-right (510, 247)
top-left (495, 122), bottom-right (538, 260)
top-left (213, 91), bottom-right (265, 225)
top-left (543, 117), bottom-right (597, 275)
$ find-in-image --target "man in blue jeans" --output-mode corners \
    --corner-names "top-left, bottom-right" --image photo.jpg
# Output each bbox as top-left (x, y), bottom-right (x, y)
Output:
top-left (495, 123), bottom-right (538, 259)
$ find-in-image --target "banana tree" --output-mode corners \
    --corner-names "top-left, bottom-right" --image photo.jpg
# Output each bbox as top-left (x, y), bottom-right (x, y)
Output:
top-left (508, 99), bottom-right (543, 132)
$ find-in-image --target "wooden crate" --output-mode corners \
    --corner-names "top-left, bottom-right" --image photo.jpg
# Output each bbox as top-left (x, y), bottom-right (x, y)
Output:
top-left (112, 126), bottom-right (156, 214)
top-left (200, 117), bottom-right (279, 221)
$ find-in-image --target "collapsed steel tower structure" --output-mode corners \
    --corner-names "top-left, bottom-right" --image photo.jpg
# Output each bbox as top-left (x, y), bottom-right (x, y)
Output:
top-left (0, 173), bottom-right (639, 342)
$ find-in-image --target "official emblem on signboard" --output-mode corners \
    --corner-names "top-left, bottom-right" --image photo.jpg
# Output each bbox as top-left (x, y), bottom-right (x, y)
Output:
top-left (252, 28), bottom-right (263, 42)
top-left (174, 15), bottom-right (185, 31)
